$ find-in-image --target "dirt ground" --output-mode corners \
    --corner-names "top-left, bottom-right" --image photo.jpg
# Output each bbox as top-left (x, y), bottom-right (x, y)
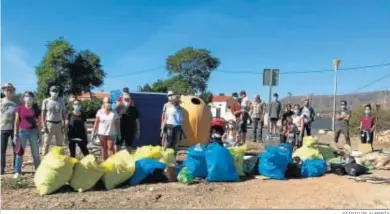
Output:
top-left (2, 134), bottom-right (390, 209)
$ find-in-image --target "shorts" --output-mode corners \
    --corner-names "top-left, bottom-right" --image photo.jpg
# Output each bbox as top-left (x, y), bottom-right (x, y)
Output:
top-left (360, 131), bottom-right (374, 144)
top-left (239, 122), bottom-right (248, 134)
top-left (270, 118), bottom-right (279, 123)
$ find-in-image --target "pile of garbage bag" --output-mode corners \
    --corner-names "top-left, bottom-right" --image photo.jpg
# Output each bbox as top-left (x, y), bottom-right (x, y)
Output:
top-left (33, 145), bottom-right (176, 195)
top-left (33, 137), bottom-right (388, 195)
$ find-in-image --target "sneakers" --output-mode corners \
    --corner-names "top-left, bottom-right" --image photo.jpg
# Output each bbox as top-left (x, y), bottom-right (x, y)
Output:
top-left (13, 173), bottom-right (22, 180)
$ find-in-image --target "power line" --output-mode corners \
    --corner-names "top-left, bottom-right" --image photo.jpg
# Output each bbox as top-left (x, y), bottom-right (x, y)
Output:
top-left (216, 62), bottom-right (390, 75)
top-left (353, 72), bottom-right (390, 92)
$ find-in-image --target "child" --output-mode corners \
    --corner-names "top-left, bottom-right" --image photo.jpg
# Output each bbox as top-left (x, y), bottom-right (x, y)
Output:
top-left (281, 116), bottom-right (298, 145)
top-left (222, 120), bottom-right (239, 148)
top-left (210, 118), bottom-right (225, 146)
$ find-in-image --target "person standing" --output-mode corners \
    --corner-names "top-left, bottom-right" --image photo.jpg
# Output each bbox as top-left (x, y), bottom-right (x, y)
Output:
top-left (13, 91), bottom-right (41, 179)
top-left (230, 92), bottom-right (241, 123)
top-left (301, 99), bottom-right (316, 136)
top-left (238, 106), bottom-right (251, 145)
top-left (1, 83), bottom-right (17, 174)
top-left (41, 85), bottom-right (66, 155)
top-left (334, 100), bottom-right (351, 146)
top-left (65, 99), bottom-right (89, 158)
top-left (268, 93), bottom-right (282, 137)
top-left (291, 104), bottom-right (305, 147)
top-left (92, 99), bottom-right (120, 160)
top-left (160, 90), bottom-right (175, 145)
top-left (116, 93), bottom-right (140, 151)
top-left (240, 90), bottom-right (250, 109)
top-left (162, 95), bottom-right (185, 153)
top-left (281, 104), bottom-right (294, 130)
top-left (359, 104), bottom-right (376, 145)
top-left (249, 95), bottom-right (265, 143)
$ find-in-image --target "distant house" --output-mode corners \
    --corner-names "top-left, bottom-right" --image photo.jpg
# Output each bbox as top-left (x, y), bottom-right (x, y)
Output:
top-left (78, 92), bottom-right (110, 101)
top-left (209, 95), bottom-right (233, 118)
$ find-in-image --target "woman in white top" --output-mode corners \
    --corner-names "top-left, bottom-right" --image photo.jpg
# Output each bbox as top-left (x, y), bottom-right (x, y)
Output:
top-left (292, 104), bottom-right (305, 147)
top-left (92, 99), bottom-right (120, 160)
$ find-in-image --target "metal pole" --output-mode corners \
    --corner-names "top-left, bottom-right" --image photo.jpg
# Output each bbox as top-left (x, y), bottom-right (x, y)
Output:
top-left (332, 60), bottom-right (340, 132)
top-left (268, 70), bottom-right (273, 134)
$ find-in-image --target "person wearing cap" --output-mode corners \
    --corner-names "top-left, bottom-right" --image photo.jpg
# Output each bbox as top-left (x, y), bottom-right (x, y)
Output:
top-left (41, 85), bottom-right (67, 155)
top-left (116, 87), bottom-right (130, 104)
top-left (249, 95), bottom-right (265, 143)
top-left (115, 93), bottom-right (140, 151)
top-left (162, 94), bottom-right (185, 153)
top-left (1, 83), bottom-right (17, 174)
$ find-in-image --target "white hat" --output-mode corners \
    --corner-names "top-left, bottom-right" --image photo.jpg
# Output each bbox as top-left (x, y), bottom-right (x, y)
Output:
top-left (167, 90), bottom-right (174, 96)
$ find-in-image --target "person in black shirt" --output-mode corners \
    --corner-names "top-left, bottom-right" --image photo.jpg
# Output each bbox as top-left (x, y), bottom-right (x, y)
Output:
top-left (116, 93), bottom-right (140, 151)
top-left (65, 99), bottom-right (89, 158)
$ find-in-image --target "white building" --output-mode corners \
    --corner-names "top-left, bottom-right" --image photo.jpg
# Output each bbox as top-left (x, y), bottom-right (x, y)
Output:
top-left (209, 95), bottom-right (233, 118)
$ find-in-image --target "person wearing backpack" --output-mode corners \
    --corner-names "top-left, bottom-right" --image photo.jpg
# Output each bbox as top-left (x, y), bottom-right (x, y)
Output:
top-left (301, 99), bottom-right (316, 136)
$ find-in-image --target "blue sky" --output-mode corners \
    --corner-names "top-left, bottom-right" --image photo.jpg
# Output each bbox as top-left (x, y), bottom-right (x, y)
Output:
top-left (2, 0), bottom-right (390, 100)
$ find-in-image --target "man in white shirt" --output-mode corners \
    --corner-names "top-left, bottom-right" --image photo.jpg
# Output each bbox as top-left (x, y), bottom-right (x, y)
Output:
top-left (41, 85), bottom-right (66, 155)
top-left (162, 95), bottom-right (185, 153)
top-left (240, 90), bottom-right (250, 108)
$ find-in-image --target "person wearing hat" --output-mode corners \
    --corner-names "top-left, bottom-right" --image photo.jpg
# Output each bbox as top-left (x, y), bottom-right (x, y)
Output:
top-left (1, 83), bottom-right (17, 174)
top-left (115, 92), bottom-right (140, 151)
top-left (41, 85), bottom-right (67, 155)
top-left (249, 94), bottom-right (265, 143)
top-left (162, 94), bottom-right (185, 153)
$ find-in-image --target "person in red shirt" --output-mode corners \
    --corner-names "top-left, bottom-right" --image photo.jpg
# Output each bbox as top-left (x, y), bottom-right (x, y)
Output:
top-left (359, 104), bottom-right (376, 144)
top-left (229, 92), bottom-right (241, 123)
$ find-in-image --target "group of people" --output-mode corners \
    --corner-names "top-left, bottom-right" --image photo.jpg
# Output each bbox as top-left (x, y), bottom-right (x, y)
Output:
top-left (0, 83), bottom-right (377, 179)
top-left (0, 84), bottom-right (141, 179)
top-left (219, 91), bottom-right (376, 149)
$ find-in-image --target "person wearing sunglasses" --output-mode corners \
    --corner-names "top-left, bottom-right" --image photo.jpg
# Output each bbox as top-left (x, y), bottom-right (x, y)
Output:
top-left (41, 85), bottom-right (66, 155)
top-left (1, 83), bottom-right (17, 174)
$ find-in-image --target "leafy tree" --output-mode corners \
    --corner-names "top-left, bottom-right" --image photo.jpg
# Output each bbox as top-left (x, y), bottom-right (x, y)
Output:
top-left (80, 98), bottom-right (102, 118)
top-left (166, 47), bottom-right (220, 93)
top-left (200, 91), bottom-right (213, 104)
top-left (35, 38), bottom-right (105, 103)
top-left (138, 76), bottom-right (195, 95)
top-left (218, 93), bottom-right (225, 96)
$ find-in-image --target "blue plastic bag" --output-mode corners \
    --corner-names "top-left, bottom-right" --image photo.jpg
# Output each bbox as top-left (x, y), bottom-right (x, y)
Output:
top-left (184, 144), bottom-right (208, 178)
top-left (300, 159), bottom-right (327, 178)
top-left (205, 142), bottom-right (239, 182)
top-left (129, 158), bottom-right (166, 185)
top-left (258, 144), bottom-right (292, 180)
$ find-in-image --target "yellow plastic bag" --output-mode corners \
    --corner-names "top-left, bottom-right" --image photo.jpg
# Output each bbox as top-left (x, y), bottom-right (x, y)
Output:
top-left (358, 143), bottom-right (373, 154)
top-left (159, 148), bottom-right (176, 167)
top-left (34, 146), bottom-right (78, 195)
top-left (69, 155), bottom-right (104, 193)
top-left (100, 150), bottom-right (136, 190)
top-left (293, 137), bottom-right (323, 161)
top-left (134, 145), bottom-right (162, 160)
top-left (228, 145), bottom-right (246, 176)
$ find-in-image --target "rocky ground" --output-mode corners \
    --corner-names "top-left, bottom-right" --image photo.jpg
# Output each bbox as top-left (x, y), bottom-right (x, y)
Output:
top-left (1, 134), bottom-right (390, 209)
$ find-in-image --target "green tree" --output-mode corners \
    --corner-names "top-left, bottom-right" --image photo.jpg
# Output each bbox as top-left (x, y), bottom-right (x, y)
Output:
top-left (200, 91), bottom-right (213, 104)
top-left (35, 38), bottom-right (105, 102)
top-left (138, 76), bottom-right (195, 95)
top-left (166, 47), bottom-right (220, 93)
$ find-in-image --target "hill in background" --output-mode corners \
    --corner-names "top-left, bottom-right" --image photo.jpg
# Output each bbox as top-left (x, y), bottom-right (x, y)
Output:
top-left (280, 90), bottom-right (389, 112)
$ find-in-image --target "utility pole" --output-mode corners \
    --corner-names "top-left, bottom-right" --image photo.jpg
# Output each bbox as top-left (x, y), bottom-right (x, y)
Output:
top-left (263, 69), bottom-right (279, 133)
top-left (288, 92), bottom-right (292, 104)
top-left (332, 60), bottom-right (341, 132)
